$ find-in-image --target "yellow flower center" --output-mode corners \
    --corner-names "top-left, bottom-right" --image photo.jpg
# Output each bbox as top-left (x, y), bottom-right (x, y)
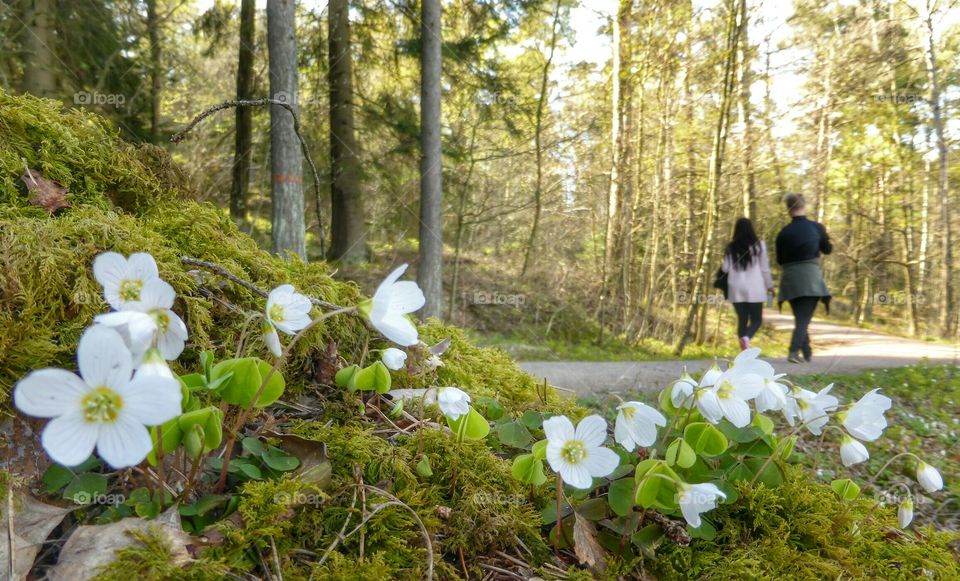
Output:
top-left (151, 310), bottom-right (170, 333)
top-left (716, 380), bottom-right (734, 400)
top-left (560, 440), bottom-right (587, 464)
top-left (621, 406), bottom-right (636, 419)
top-left (118, 278), bottom-right (143, 301)
top-left (797, 399), bottom-right (810, 410)
top-left (269, 304), bottom-right (285, 323)
top-left (81, 387), bottom-right (123, 423)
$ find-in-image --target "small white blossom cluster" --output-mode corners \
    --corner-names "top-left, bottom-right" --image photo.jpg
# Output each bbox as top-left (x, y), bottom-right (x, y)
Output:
top-left (14, 252), bottom-right (184, 468)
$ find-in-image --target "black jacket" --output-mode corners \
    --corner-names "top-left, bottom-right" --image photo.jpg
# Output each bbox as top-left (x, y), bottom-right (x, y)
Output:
top-left (775, 216), bottom-right (832, 266)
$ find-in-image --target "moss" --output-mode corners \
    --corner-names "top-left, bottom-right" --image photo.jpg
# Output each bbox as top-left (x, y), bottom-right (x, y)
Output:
top-left (92, 525), bottom-right (228, 581)
top-left (650, 466), bottom-right (960, 580)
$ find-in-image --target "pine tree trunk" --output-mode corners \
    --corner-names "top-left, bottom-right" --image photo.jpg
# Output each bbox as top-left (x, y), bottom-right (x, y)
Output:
top-left (418, 0), bottom-right (444, 319)
top-left (20, 0), bottom-right (56, 97)
top-left (147, 0), bottom-right (162, 143)
top-left (267, 0), bottom-right (306, 259)
top-left (230, 0), bottom-right (255, 222)
top-left (327, 0), bottom-right (367, 263)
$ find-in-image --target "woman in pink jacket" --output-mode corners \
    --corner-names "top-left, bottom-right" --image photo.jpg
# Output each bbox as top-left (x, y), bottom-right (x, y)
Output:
top-left (721, 218), bottom-right (774, 351)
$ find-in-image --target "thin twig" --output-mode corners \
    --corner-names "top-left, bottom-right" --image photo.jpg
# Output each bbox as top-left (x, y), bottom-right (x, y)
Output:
top-left (170, 99), bottom-right (326, 255)
top-left (7, 483), bottom-right (16, 579)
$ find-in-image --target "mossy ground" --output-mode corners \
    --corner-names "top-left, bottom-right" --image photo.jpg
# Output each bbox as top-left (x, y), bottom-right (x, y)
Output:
top-left (2, 92), bottom-right (958, 579)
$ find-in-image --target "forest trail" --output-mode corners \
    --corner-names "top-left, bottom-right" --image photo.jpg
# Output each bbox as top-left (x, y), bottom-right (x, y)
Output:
top-left (519, 310), bottom-right (960, 395)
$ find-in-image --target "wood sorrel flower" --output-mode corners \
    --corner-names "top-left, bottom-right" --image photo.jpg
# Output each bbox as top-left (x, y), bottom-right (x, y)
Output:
top-left (543, 415), bottom-right (619, 489)
top-left (13, 326), bottom-right (182, 468)
top-left (359, 264), bottom-right (425, 346)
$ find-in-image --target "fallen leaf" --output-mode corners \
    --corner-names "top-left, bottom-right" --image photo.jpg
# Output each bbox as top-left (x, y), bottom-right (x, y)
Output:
top-left (572, 512), bottom-right (606, 571)
top-left (428, 337), bottom-right (451, 356)
top-left (49, 507), bottom-right (192, 581)
top-left (21, 169), bottom-right (70, 215)
top-left (1, 493), bottom-right (74, 580)
top-left (304, 339), bottom-right (339, 385)
top-left (267, 432), bottom-right (332, 490)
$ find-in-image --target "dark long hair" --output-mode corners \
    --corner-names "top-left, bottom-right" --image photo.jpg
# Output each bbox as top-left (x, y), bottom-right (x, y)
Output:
top-left (726, 218), bottom-right (761, 271)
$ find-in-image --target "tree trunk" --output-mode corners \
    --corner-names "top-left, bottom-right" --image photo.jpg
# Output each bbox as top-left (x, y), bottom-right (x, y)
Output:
top-left (923, 4), bottom-right (953, 336)
top-left (521, 0), bottom-right (561, 277)
top-left (147, 0), bottom-right (162, 143)
top-left (267, 0), bottom-right (306, 259)
top-left (230, 0), bottom-right (255, 222)
top-left (327, 0), bottom-right (367, 263)
top-left (20, 0), bottom-right (56, 97)
top-left (676, 0), bottom-right (740, 354)
top-left (736, 0), bottom-right (756, 218)
top-left (418, 0), bottom-right (444, 319)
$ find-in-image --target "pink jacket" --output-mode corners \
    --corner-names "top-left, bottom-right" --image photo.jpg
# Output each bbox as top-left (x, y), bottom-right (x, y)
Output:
top-left (721, 241), bottom-right (773, 303)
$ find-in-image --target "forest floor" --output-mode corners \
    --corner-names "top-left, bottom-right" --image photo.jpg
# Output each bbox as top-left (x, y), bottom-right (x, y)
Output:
top-left (520, 310), bottom-right (960, 394)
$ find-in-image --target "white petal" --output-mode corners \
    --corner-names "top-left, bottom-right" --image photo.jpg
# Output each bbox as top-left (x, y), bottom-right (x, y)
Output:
top-left (118, 376), bottom-right (182, 425)
top-left (374, 313), bottom-right (420, 346)
top-left (156, 313), bottom-right (187, 360)
top-left (382, 348), bottom-right (408, 371)
top-left (92, 252), bottom-right (127, 290)
top-left (559, 462), bottom-right (593, 489)
top-left (14, 369), bottom-right (89, 418)
top-left (41, 412), bottom-right (99, 467)
top-left (719, 397), bottom-right (751, 428)
top-left (840, 439), bottom-right (869, 466)
top-left (696, 390), bottom-right (724, 423)
top-left (543, 415), bottom-right (575, 444)
top-left (372, 265), bottom-right (408, 304)
top-left (671, 379), bottom-right (696, 408)
top-left (545, 441), bottom-right (565, 472)
top-left (574, 415), bottom-right (609, 448)
top-left (263, 324), bottom-right (282, 357)
top-left (77, 326), bottom-right (133, 388)
top-left (126, 253), bottom-right (160, 282)
top-left (96, 415), bottom-right (153, 468)
top-left (614, 414), bottom-right (636, 451)
top-left (385, 280), bottom-right (426, 315)
top-left (581, 446), bottom-right (619, 479)
top-left (138, 279), bottom-right (175, 310)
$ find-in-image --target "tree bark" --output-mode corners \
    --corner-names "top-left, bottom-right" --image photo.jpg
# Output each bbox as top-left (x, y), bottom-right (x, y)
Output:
top-left (20, 0), bottom-right (57, 97)
top-left (230, 0), bottom-right (255, 222)
top-left (147, 0), bottom-right (162, 143)
top-left (267, 0), bottom-right (306, 259)
top-left (327, 0), bottom-right (367, 263)
top-left (418, 0), bottom-right (444, 319)
top-left (736, 0), bottom-right (756, 219)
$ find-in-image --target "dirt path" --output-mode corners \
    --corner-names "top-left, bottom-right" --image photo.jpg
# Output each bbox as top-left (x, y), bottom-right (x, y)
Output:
top-left (519, 310), bottom-right (960, 395)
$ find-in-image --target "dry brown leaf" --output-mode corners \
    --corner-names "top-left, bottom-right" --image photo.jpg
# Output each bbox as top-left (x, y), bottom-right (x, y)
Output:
top-left (572, 512), bottom-right (606, 572)
top-left (266, 432), bottom-right (332, 489)
top-left (1, 493), bottom-right (74, 580)
top-left (48, 507), bottom-right (192, 581)
top-left (20, 169), bottom-right (70, 214)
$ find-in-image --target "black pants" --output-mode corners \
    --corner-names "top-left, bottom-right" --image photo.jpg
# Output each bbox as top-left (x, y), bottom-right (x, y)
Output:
top-left (733, 302), bottom-right (763, 338)
top-left (788, 296), bottom-right (819, 358)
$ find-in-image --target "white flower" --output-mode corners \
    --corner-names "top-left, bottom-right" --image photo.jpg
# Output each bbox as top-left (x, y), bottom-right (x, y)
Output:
top-left (839, 435), bottom-right (869, 467)
top-left (544, 415), bottom-right (620, 489)
top-left (362, 264), bottom-right (426, 347)
top-left (93, 252), bottom-right (161, 310)
top-left (696, 368), bottom-right (764, 428)
top-left (266, 284), bottom-right (312, 334)
top-left (13, 326), bottom-right (182, 468)
top-left (94, 278), bottom-right (188, 361)
top-left (898, 498), bottom-right (914, 528)
top-left (614, 402), bottom-right (667, 451)
top-left (382, 348), bottom-right (407, 371)
top-left (729, 348), bottom-right (775, 378)
top-left (262, 320), bottom-right (282, 357)
top-left (678, 483), bottom-right (726, 528)
top-left (917, 462), bottom-right (943, 493)
top-left (134, 348), bottom-right (174, 380)
top-left (841, 389), bottom-right (891, 442)
top-left (783, 384), bottom-right (839, 435)
top-left (437, 387), bottom-right (471, 421)
top-left (699, 364), bottom-right (723, 388)
top-left (755, 374), bottom-right (789, 413)
top-left (670, 373), bottom-right (697, 409)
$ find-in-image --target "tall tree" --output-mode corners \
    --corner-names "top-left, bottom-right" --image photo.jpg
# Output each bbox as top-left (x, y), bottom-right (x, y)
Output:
top-left (327, 0), bottom-right (367, 263)
top-left (20, 0), bottom-right (56, 96)
top-left (267, 0), bottom-right (306, 259)
top-left (418, 0), bottom-right (443, 319)
top-left (146, 0), bottom-right (162, 143)
top-left (230, 0), bottom-right (255, 222)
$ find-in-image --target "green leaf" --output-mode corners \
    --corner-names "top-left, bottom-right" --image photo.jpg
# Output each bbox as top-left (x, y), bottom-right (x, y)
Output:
top-left (511, 454), bottom-right (547, 486)
top-left (519, 410), bottom-right (543, 430)
top-left (683, 423), bottom-right (729, 457)
top-left (448, 407), bottom-right (490, 441)
top-left (607, 477), bottom-right (636, 517)
top-left (200, 351), bottom-right (214, 378)
top-left (63, 473), bottom-right (107, 505)
top-left (416, 456), bottom-right (434, 477)
top-left (179, 373), bottom-right (206, 390)
top-left (241, 436), bottom-right (269, 457)
top-left (778, 435), bottom-right (798, 461)
top-left (688, 517), bottom-right (717, 540)
top-left (369, 360), bottom-right (392, 393)
top-left (41, 464), bottom-right (75, 494)
top-left (831, 478), bottom-right (861, 501)
top-left (665, 438), bottom-right (696, 469)
top-left (262, 451), bottom-right (300, 472)
top-left (633, 460), bottom-right (680, 510)
top-left (335, 365), bottom-right (360, 389)
top-left (531, 439), bottom-right (548, 460)
top-left (211, 357), bottom-right (285, 408)
top-left (745, 458), bottom-right (784, 488)
top-left (717, 419), bottom-right (764, 443)
top-left (752, 413), bottom-right (775, 435)
top-left (576, 497), bottom-right (607, 521)
top-left (148, 418), bottom-right (183, 465)
top-left (474, 397), bottom-right (504, 421)
top-left (657, 387), bottom-right (679, 415)
top-left (497, 420), bottom-right (534, 449)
